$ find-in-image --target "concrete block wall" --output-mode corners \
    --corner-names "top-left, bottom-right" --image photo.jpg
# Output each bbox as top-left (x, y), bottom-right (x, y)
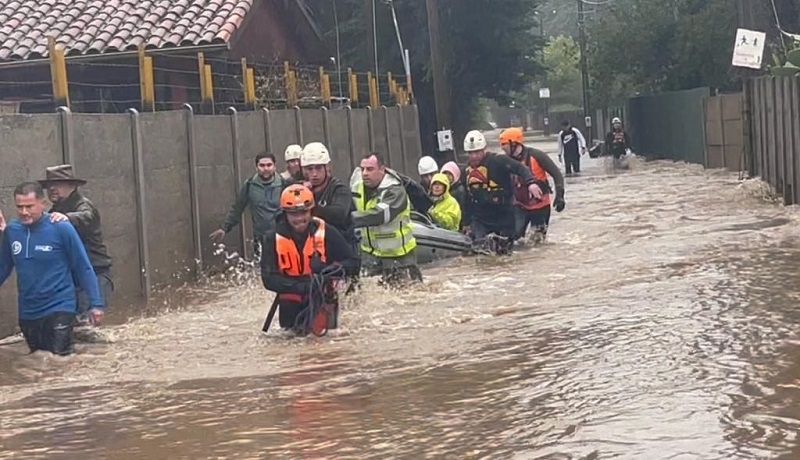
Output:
top-left (0, 104), bottom-right (424, 337)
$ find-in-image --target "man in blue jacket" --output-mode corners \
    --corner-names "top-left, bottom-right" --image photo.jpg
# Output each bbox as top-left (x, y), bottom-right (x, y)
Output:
top-left (0, 182), bottom-right (104, 356)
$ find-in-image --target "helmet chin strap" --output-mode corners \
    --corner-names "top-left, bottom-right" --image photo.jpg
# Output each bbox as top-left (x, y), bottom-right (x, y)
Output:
top-left (510, 142), bottom-right (523, 159)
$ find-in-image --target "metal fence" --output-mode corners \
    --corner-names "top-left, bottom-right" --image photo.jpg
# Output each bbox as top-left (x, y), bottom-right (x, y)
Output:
top-left (626, 87), bottom-right (711, 165)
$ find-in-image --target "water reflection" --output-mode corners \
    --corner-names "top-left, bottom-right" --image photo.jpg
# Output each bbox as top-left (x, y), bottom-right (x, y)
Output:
top-left (2, 142), bottom-right (800, 458)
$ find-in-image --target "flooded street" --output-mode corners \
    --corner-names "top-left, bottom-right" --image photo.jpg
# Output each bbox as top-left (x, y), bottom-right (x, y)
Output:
top-left (4, 135), bottom-right (800, 459)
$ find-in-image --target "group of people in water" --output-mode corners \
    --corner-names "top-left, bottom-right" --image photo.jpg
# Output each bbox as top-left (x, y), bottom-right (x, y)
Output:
top-left (0, 119), bottom-right (631, 354)
top-left (210, 127), bottom-right (570, 337)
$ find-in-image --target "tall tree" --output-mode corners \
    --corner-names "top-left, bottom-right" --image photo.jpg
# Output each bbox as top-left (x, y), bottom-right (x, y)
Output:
top-left (585, 0), bottom-right (739, 107)
top-left (312, 0), bottom-right (544, 152)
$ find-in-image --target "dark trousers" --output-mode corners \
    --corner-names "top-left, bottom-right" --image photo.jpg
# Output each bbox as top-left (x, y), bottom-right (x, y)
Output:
top-left (471, 212), bottom-right (516, 255)
top-left (279, 299), bottom-right (340, 333)
top-left (77, 270), bottom-right (114, 315)
top-left (565, 153), bottom-right (581, 174)
top-left (514, 206), bottom-right (551, 240)
top-left (19, 311), bottom-right (76, 356)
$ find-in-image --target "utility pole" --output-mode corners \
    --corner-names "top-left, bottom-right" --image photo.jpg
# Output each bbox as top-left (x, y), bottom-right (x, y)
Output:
top-left (577, 0), bottom-right (592, 142)
top-left (425, 0), bottom-right (452, 134)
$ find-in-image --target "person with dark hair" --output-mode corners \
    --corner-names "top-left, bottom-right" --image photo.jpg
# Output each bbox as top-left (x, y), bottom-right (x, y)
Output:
top-left (260, 184), bottom-right (360, 335)
top-left (0, 182), bottom-right (104, 356)
top-left (557, 120), bottom-right (587, 175)
top-left (40, 164), bottom-right (113, 324)
top-left (210, 151), bottom-right (289, 257)
top-left (351, 152), bottom-right (421, 284)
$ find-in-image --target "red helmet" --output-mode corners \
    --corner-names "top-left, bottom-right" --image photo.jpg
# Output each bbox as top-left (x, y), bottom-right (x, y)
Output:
top-left (280, 184), bottom-right (315, 212)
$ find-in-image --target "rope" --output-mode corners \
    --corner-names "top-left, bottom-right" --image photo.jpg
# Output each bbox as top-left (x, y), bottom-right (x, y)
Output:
top-left (294, 263), bottom-right (346, 337)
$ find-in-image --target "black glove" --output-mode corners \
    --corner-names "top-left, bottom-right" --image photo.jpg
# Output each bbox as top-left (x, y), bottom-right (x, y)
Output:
top-left (310, 252), bottom-right (326, 274)
top-left (554, 187), bottom-right (566, 212)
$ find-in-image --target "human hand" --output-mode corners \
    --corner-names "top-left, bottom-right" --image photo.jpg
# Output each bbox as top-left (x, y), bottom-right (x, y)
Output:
top-left (553, 197), bottom-right (566, 212)
top-left (209, 229), bottom-right (226, 242)
top-left (50, 212), bottom-right (69, 223)
top-left (89, 308), bottom-right (105, 326)
top-left (528, 183), bottom-right (544, 200)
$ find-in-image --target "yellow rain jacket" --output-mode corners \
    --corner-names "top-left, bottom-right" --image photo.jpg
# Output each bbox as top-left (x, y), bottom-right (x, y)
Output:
top-left (428, 173), bottom-right (461, 231)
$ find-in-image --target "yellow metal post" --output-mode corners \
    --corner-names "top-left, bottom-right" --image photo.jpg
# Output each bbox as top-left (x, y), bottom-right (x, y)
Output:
top-left (143, 56), bottom-right (155, 111)
top-left (387, 72), bottom-right (394, 99)
top-left (367, 71), bottom-right (373, 107)
top-left (240, 57), bottom-right (249, 108)
top-left (347, 68), bottom-right (358, 102)
top-left (284, 61), bottom-right (297, 107)
top-left (245, 67), bottom-right (256, 109)
top-left (198, 52), bottom-right (206, 99)
top-left (202, 63), bottom-right (215, 114)
top-left (47, 37), bottom-right (70, 108)
top-left (368, 73), bottom-right (379, 108)
top-left (289, 70), bottom-right (298, 107)
top-left (318, 66), bottom-right (326, 100)
top-left (322, 74), bottom-right (331, 104)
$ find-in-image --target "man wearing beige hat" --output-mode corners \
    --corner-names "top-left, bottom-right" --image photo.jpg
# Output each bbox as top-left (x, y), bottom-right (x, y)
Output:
top-left (40, 165), bottom-right (113, 322)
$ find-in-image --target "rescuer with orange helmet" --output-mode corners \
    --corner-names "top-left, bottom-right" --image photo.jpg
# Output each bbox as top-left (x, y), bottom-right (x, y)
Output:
top-left (260, 184), bottom-right (360, 335)
top-left (499, 127), bottom-right (565, 243)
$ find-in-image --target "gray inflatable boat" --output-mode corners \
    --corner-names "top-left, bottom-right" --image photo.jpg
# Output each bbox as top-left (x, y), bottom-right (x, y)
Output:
top-left (350, 167), bottom-right (473, 264)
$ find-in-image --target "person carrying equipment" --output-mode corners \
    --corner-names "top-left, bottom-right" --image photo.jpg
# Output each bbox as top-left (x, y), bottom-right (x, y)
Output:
top-left (260, 185), bottom-right (360, 336)
top-left (461, 130), bottom-right (545, 255)
top-left (499, 127), bottom-right (566, 243)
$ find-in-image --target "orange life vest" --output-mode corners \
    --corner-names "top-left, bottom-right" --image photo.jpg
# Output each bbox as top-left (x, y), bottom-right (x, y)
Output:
top-left (514, 153), bottom-right (552, 211)
top-left (275, 218), bottom-right (327, 304)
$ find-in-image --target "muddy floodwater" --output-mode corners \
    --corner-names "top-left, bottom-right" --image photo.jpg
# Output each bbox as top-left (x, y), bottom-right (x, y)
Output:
top-left (3, 137), bottom-right (800, 459)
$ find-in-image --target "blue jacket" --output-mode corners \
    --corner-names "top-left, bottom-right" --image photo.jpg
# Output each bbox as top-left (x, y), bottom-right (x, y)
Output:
top-left (0, 213), bottom-right (104, 320)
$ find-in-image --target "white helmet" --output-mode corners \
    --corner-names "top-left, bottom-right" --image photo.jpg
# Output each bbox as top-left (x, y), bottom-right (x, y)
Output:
top-left (463, 130), bottom-right (487, 152)
top-left (611, 117), bottom-right (622, 124)
top-left (284, 144), bottom-right (303, 162)
top-left (301, 142), bottom-right (331, 166)
top-left (418, 156), bottom-right (438, 175)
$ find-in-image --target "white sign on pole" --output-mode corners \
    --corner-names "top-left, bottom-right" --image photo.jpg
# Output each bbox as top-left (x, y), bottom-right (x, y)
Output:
top-left (437, 129), bottom-right (454, 151)
top-left (732, 28), bottom-right (766, 69)
top-left (539, 88), bottom-right (551, 99)
top-left (584, 116), bottom-right (592, 127)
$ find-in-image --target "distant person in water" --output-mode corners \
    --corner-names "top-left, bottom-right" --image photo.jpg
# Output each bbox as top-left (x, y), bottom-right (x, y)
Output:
top-left (557, 120), bottom-right (587, 175)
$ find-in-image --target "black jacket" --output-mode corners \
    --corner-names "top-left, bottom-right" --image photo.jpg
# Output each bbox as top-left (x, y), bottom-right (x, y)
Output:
top-left (311, 177), bottom-right (356, 245)
top-left (461, 152), bottom-right (537, 226)
top-left (261, 215), bottom-right (360, 295)
top-left (50, 190), bottom-right (112, 272)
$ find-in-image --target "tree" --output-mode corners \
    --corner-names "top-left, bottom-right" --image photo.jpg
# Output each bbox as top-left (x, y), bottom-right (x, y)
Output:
top-left (312, 0), bottom-right (545, 150)
top-left (543, 35), bottom-right (582, 110)
top-left (585, 0), bottom-right (738, 107)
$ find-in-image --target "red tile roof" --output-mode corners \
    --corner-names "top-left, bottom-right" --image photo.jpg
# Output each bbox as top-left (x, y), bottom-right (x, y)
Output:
top-left (0, 0), bottom-right (254, 61)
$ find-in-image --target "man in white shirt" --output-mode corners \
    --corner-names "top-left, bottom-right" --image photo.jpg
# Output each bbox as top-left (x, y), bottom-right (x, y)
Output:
top-left (558, 120), bottom-right (588, 175)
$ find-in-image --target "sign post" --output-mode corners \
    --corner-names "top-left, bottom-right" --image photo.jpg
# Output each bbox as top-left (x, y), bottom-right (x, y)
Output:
top-left (539, 87), bottom-right (550, 135)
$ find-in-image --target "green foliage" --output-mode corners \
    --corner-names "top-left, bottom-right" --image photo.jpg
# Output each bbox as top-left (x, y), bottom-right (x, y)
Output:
top-left (586, 0), bottom-right (738, 107)
top-left (510, 35), bottom-right (582, 111)
top-left (543, 35), bottom-right (582, 107)
top-left (312, 0), bottom-right (544, 139)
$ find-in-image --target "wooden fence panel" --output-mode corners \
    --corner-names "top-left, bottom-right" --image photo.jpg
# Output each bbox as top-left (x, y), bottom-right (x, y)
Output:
top-left (794, 76), bottom-right (800, 204)
top-left (783, 77), bottom-right (795, 204)
top-left (766, 78), bottom-right (778, 192)
top-left (776, 77), bottom-right (786, 196)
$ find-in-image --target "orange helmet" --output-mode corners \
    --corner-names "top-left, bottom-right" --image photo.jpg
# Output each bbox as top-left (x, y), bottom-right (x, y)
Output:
top-left (280, 184), bottom-right (315, 212)
top-left (499, 127), bottom-right (524, 146)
